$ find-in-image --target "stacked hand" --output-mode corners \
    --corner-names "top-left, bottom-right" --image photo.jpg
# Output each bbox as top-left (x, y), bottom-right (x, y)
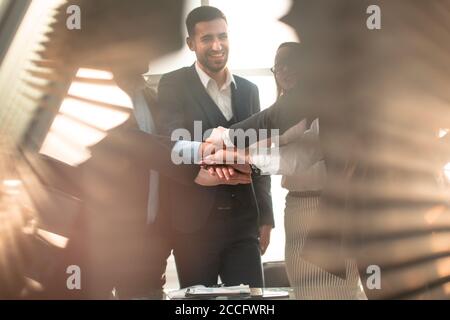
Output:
top-left (196, 135), bottom-right (250, 185)
top-left (205, 126), bottom-right (227, 148)
top-left (195, 166), bottom-right (251, 186)
top-left (202, 148), bottom-right (249, 166)
top-left (195, 126), bottom-right (253, 185)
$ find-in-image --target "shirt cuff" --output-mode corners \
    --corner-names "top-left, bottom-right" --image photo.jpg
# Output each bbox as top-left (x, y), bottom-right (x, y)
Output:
top-left (249, 148), bottom-right (281, 175)
top-left (172, 140), bottom-right (202, 164)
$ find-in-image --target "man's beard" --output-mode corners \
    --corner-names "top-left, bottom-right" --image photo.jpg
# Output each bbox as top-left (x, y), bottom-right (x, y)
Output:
top-left (200, 54), bottom-right (228, 74)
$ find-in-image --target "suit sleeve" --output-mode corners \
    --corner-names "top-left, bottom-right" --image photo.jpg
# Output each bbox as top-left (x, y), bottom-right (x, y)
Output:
top-left (248, 85), bottom-right (275, 227)
top-left (93, 128), bottom-right (198, 186)
top-left (34, 129), bottom-right (198, 208)
top-left (229, 90), bottom-right (313, 147)
top-left (156, 74), bottom-right (186, 136)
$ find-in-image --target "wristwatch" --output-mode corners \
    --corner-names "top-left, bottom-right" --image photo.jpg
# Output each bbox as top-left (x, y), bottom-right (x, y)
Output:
top-left (250, 164), bottom-right (261, 176)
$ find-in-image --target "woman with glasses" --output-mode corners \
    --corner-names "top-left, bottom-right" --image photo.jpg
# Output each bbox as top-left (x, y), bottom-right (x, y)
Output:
top-left (269, 42), bottom-right (365, 299)
top-left (203, 41), bottom-right (367, 299)
top-left (251, 42), bottom-right (365, 299)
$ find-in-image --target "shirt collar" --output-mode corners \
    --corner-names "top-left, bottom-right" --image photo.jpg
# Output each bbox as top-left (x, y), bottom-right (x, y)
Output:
top-left (195, 62), bottom-right (236, 91)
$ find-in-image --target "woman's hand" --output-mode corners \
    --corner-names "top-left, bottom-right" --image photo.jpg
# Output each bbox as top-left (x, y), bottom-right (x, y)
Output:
top-left (195, 167), bottom-right (251, 186)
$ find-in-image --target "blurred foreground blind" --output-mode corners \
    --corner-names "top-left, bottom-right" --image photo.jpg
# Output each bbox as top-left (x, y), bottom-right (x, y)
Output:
top-left (0, 0), bottom-right (67, 298)
top-left (0, 0), bottom-right (65, 148)
top-left (286, 0), bottom-right (450, 299)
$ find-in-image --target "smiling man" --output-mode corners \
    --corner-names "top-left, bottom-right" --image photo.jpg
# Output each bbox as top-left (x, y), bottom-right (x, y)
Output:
top-left (156, 6), bottom-right (274, 288)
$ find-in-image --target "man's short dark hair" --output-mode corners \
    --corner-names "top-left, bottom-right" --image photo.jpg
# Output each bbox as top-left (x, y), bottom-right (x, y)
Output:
top-left (186, 6), bottom-right (227, 37)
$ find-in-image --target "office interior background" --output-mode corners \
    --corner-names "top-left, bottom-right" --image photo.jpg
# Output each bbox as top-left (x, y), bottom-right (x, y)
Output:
top-left (1, 0), bottom-right (450, 299)
top-left (0, 0), bottom-right (299, 291)
top-left (147, 0), bottom-right (298, 288)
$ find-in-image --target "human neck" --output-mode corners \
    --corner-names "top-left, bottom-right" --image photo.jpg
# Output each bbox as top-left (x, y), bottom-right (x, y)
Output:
top-left (198, 62), bottom-right (227, 88)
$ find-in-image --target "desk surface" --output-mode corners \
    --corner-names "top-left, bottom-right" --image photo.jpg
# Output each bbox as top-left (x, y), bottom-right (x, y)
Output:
top-left (164, 287), bottom-right (294, 300)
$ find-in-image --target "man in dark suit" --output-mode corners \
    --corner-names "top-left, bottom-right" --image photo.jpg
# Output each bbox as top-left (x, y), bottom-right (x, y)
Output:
top-left (16, 0), bottom-right (252, 299)
top-left (156, 6), bottom-right (274, 288)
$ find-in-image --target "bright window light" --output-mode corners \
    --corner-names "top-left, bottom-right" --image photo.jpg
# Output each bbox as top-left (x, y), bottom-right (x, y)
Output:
top-left (444, 162), bottom-right (450, 182)
top-left (439, 128), bottom-right (449, 138)
top-left (210, 0), bottom-right (298, 69)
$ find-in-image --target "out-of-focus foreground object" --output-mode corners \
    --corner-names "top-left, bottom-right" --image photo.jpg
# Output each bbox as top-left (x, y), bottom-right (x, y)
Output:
top-left (282, 0), bottom-right (450, 299)
top-left (0, 0), bottom-right (184, 299)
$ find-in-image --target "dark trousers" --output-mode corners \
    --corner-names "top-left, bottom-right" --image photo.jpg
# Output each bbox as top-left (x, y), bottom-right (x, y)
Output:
top-left (173, 207), bottom-right (263, 289)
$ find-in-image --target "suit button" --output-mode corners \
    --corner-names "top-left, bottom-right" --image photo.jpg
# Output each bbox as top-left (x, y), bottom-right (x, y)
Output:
top-left (231, 194), bottom-right (236, 198)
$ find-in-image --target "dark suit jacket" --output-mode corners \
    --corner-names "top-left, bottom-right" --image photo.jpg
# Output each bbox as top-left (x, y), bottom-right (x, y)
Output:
top-left (26, 86), bottom-right (201, 298)
top-left (36, 87), bottom-right (199, 236)
top-left (37, 90), bottom-right (198, 216)
top-left (157, 64), bottom-right (274, 233)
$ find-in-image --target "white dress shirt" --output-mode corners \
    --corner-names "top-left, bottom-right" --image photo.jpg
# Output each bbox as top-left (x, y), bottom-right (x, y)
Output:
top-left (195, 62), bottom-right (236, 121)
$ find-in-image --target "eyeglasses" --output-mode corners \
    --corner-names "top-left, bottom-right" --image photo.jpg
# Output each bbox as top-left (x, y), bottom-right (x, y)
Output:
top-left (271, 57), bottom-right (299, 74)
top-left (271, 64), bottom-right (300, 75)
top-left (270, 65), bottom-right (287, 74)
